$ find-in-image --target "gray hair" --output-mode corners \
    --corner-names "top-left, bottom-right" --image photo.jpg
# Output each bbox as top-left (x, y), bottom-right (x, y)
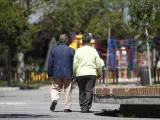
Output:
top-left (59, 34), bottom-right (68, 43)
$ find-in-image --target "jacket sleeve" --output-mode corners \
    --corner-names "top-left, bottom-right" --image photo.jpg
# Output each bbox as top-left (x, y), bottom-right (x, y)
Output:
top-left (70, 48), bottom-right (75, 75)
top-left (48, 48), bottom-right (54, 77)
top-left (73, 51), bottom-right (79, 77)
top-left (70, 48), bottom-right (75, 64)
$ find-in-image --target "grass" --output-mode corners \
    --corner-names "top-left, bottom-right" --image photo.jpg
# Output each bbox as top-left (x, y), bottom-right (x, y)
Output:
top-left (0, 80), bottom-right (52, 87)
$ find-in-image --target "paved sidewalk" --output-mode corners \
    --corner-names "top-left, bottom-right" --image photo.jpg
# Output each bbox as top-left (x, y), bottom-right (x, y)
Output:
top-left (0, 85), bottom-right (157, 120)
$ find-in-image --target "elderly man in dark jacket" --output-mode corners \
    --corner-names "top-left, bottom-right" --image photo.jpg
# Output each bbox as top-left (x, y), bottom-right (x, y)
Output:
top-left (48, 34), bottom-right (75, 112)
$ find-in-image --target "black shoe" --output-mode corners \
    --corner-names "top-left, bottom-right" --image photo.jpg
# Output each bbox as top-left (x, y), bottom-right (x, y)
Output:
top-left (50, 100), bottom-right (57, 112)
top-left (64, 109), bottom-right (72, 112)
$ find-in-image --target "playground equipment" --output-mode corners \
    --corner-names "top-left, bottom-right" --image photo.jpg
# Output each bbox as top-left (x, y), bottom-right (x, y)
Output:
top-left (69, 34), bottom-right (137, 83)
top-left (105, 39), bottom-right (136, 83)
top-left (69, 34), bottom-right (107, 60)
top-left (30, 71), bottom-right (48, 81)
top-left (69, 34), bottom-right (95, 50)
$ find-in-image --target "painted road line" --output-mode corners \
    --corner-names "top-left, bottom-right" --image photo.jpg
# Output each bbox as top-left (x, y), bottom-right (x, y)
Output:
top-left (0, 102), bottom-right (26, 105)
top-left (0, 102), bottom-right (79, 105)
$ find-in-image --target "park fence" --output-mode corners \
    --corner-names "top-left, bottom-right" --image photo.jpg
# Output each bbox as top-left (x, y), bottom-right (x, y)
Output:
top-left (0, 70), bottom-right (49, 82)
top-left (98, 67), bottom-right (160, 84)
top-left (0, 69), bottom-right (160, 84)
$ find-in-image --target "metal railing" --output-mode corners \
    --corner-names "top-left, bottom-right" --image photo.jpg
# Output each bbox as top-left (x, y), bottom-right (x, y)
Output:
top-left (98, 67), bottom-right (160, 84)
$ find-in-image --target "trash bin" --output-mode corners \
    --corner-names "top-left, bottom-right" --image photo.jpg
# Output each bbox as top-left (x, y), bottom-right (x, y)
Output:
top-left (140, 68), bottom-right (150, 86)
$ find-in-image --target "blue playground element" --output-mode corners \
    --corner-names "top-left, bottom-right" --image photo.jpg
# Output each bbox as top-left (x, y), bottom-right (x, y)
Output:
top-left (131, 39), bottom-right (135, 71)
top-left (108, 39), bottom-right (117, 70)
top-left (108, 39), bottom-right (135, 71)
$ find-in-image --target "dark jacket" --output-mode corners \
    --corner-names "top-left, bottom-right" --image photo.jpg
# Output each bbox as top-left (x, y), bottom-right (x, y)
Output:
top-left (48, 43), bottom-right (75, 79)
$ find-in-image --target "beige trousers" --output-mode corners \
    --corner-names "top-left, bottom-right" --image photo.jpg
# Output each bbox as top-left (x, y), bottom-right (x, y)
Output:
top-left (50, 78), bottom-right (72, 109)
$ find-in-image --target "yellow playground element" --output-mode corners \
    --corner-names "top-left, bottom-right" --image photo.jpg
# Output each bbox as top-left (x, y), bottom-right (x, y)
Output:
top-left (30, 72), bottom-right (48, 81)
top-left (69, 34), bottom-right (95, 51)
top-left (0, 71), bottom-right (49, 81)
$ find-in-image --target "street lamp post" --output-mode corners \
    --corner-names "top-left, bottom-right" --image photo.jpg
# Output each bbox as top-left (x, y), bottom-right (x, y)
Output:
top-left (106, 26), bottom-right (111, 85)
top-left (7, 47), bottom-right (11, 87)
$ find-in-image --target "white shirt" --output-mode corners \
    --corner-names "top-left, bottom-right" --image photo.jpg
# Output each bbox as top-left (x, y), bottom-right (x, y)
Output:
top-left (100, 58), bottom-right (105, 67)
top-left (157, 61), bottom-right (160, 69)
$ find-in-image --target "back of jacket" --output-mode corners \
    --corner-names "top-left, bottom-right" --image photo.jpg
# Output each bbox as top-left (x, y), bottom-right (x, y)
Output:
top-left (48, 43), bottom-right (75, 79)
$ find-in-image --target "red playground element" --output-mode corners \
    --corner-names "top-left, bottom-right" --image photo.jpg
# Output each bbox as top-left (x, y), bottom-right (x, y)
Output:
top-left (95, 40), bottom-right (107, 60)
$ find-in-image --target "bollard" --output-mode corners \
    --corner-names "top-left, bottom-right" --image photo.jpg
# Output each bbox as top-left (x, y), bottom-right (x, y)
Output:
top-left (140, 68), bottom-right (150, 86)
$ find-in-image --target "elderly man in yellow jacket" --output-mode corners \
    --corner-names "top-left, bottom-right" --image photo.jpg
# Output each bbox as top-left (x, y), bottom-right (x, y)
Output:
top-left (73, 34), bottom-right (102, 113)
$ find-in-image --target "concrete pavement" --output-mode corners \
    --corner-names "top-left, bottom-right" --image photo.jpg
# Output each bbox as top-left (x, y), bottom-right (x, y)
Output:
top-left (0, 85), bottom-right (158, 120)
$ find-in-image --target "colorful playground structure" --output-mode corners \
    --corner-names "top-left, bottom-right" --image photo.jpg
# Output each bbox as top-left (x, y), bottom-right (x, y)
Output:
top-left (68, 34), bottom-right (160, 83)
top-left (0, 34), bottom-right (159, 83)
top-left (105, 39), bottom-right (136, 83)
top-left (69, 34), bottom-right (95, 50)
top-left (69, 34), bottom-right (107, 59)
top-left (69, 34), bottom-right (136, 83)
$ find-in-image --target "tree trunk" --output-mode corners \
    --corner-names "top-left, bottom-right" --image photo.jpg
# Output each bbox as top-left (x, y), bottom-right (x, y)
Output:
top-left (145, 28), bottom-right (152, 85)
top-left (26, 0), bottom-right (31, 14)
top-left (43, 37), bottom-right (57, 71)
top-left (17, 52), bottom-right (25, 83)
top-left (156, 11), bottom-right (160, 36)
top-left (7, 46), bottom-right (11, 86)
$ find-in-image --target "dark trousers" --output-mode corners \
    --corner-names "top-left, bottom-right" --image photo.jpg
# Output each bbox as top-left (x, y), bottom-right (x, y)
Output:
top-left (76, 75), bottom-right (96, 111)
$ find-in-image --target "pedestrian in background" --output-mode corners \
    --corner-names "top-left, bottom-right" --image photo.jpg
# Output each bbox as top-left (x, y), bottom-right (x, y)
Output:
top-left (48, 34), bottom-right (75, 112)
top-left (73, 33), bottom-right (102, 113)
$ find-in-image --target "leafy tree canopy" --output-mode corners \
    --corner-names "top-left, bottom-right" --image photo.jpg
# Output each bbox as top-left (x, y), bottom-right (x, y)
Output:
top-left (0, 0), bottom-right (38, 53)
top-left (130, 0), bottom-right (160, 39)
top-left (40, 0), bottom-right (130, 40)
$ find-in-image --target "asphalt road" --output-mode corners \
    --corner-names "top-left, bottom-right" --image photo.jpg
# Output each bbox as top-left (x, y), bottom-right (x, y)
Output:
top-left (0, 85), bottom-right (158, 120)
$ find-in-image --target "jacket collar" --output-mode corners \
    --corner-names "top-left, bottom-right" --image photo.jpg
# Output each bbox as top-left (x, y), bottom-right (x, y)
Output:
top-left (59, 42), bottom-right (66, 45)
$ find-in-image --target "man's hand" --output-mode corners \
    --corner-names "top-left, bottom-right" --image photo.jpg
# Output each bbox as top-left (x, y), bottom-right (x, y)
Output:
top-left (97, 75), bottom-right (101, 79)
top-left (97, 72), bottom-right (101, 79)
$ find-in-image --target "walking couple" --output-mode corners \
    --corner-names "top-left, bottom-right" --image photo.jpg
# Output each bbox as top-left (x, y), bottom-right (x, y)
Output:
top-left (48, 33), bottom-right (102, 113)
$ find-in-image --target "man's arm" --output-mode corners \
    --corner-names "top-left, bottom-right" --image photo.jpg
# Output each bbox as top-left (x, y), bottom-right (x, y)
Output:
top-left (70, 48), bottom-right (75, 77)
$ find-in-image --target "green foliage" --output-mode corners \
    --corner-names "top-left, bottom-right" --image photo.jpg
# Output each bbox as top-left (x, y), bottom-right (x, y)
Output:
top-left (40, 0), bottom-right (130, 40)
top-left (17, 25), bottom-right (39, 52)
top-left (19, 0), bottom-right (56, 14)
top-left (129, 0), bottom-right (160, 37)
top-left (0, 0), bottom-right (39, 52)
top-left (130, 0), bottom-right (154, 27)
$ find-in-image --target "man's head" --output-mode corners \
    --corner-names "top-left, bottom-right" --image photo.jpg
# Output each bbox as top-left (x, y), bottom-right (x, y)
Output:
top-left (59, 34), bottom-right (69, 44)
top-left (82, 34), bottom-right (91, 44)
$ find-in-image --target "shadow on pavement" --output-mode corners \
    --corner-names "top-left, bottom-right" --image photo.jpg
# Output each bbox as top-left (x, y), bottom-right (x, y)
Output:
top-left (0, 114), bottom-right (54, 118)
top-left (94, 109), bottom-right (120, 117)
top-left (94, 105), bottom-right (160, 118)
top-left (53, 110), bottom-right (95, 113)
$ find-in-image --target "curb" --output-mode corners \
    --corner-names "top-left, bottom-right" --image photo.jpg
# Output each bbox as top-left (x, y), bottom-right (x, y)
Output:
top-left (0, 87), bottom-right (19, 91)
top-left (19, 86), bottom-right (40, 90)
